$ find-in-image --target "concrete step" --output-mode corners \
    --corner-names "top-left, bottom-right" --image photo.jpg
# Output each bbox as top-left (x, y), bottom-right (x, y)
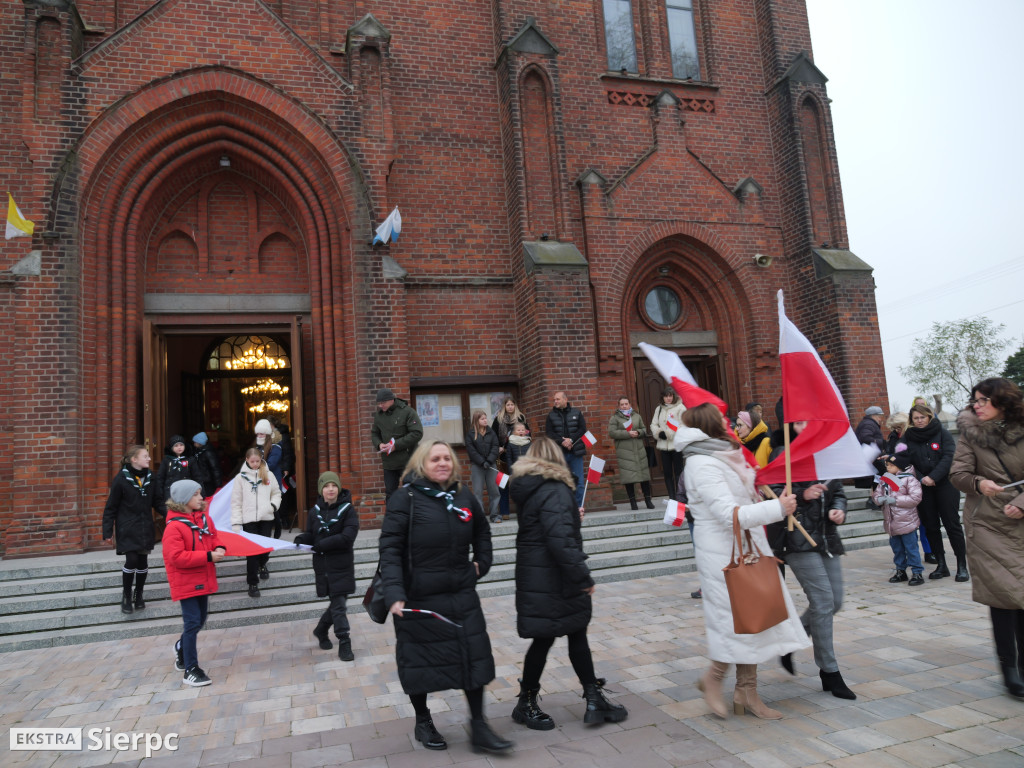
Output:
top-left (0, 496), bottom-right (898, 652)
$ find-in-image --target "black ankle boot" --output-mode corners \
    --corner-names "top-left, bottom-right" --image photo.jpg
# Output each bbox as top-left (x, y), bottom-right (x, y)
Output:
top-left (121, 590), bottom-right (134, 615)
top-left (819, 669), bottom-right (857, 700)
top-left (414, 714), bottom-right (447, 750)
top-left (470, 718), bottom-right (513, 753)
top-left (999, 663), bottom-right (1024, 699)
top-left (582, 679), bottom-right (628, 723)
top-left (313, 619), bottom-right (332, 650)
top-left (954, 557), bottom-right (970, 582)
top-left (511, 682), bottom-right (555, 730)
top-left (929, 555), bottom-right (950, 579)
top-left (780, 653), bottom-right (795, 675)
top-left (888, 570), bottom-right (908, 583)
top-left (337, 637), bottom-right (354, 662)
top-left (644, 496), bottom-right (655, 509)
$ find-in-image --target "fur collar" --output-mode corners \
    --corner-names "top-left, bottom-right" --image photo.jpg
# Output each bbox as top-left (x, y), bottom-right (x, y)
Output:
top-left (511, 455), bottom-right (575, 487)
top-left (957, 407), bottom-right (1024, 448)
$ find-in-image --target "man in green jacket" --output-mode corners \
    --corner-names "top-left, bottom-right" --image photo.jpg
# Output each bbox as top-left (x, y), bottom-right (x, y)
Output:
top-left (371, 388), bottom-right (423, 498)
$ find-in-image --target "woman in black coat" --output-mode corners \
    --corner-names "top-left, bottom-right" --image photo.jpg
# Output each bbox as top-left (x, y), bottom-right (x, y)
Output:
top-left (903, 403), bottom-right (967, 581)
top-left (466, 410), bottom-right (502, 523)
top-left (507, 437), bottom-right (627, 730)
top-left (294, 471), bottom-right (359, 661)
top-left (378, 440), bottom-right (511, 754)
top-left (101, 444), bottom-right (157, 615)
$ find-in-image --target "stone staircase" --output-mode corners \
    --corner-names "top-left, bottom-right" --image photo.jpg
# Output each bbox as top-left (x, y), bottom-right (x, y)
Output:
top-left (0, 491), bottom-right (890, 652)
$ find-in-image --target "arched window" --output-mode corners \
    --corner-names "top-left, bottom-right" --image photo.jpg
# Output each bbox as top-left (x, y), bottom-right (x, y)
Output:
top-left (205, 335), bottom-right (291, 372)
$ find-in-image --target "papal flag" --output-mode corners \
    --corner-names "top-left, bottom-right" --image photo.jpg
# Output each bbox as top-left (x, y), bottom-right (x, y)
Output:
top-left (6, 193), bottom-right (35, 240)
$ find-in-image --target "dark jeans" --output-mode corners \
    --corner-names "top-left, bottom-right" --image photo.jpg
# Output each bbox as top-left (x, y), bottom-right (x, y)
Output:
top-left (499, 484), bottom-right (510, 518)
top-left (918, 481), bottom-right (965, 559)
top-left (242, 521), bottom-right (273, 584)
top-left (563, 450), bottom-right (585, 508)
top-left (383, 468), bottom-right (403, 499)
top-left (521, 629), bottom-right (597, 690)
top-left (660, 450), bottom-right (683, 500)
top-left (180, 594), bottom-right (209, 670)
top-left (320, 593), bottom-right (351, 638)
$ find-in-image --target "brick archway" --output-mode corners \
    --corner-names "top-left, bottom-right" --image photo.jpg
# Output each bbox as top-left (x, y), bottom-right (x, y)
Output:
top-left (69, 68), bottom-right (369, 535)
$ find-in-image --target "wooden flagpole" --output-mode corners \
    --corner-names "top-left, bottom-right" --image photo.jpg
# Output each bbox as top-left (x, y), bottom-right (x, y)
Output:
top-left (760, 484), bottom-right (816, 547)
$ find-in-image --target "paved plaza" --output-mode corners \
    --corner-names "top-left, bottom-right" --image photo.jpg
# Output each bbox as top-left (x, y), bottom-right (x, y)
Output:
top-left (2, 545), bottom-right (1022, 768)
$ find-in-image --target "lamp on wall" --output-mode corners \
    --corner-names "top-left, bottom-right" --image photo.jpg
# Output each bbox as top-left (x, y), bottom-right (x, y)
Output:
top-left (219, 155), bottom-right (231, 167)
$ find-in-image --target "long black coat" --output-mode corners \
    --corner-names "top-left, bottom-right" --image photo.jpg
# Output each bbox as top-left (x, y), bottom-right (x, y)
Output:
top-left (902, 418), bottom-right (956, 484)
top-left (465, 428), bottom-right (499, 468)
top-left (509, 456), bottom-right (593, 638)
top-left (101, 468), bottom-right (156, 554)
top-left (294, 490), bottom-right (359, 597)
top-left (378, 478), bottom-right (495, 695)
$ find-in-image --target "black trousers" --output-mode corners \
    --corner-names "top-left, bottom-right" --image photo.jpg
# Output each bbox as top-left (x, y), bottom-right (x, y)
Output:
top-left (521, 629), bottom-right (597, 690)
top-left (660, 450), bottom-right (683, 500)
top-left (918, 481), bottom-right (965, 559)
top-left (383, 468), bottom-right (403, 499)
top-left (991, 607), bottom-right (1024, 669)
top-left (242, 520), bottom-right (274, 584)
top-left (319, 593), bottom-right (351, 638)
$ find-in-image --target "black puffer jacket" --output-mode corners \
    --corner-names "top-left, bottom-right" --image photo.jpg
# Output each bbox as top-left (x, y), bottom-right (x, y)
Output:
top-left (378, 478), bottom-right (495, 695)
top-left (294, 490), bottom-right (359, 597)
top-left (154, 439), bottom-right (196, 514)
top-left (767, 442), bottom-right (848, 556)
top-left (465, 428), bottom-right (499, 468)
top-left (545, 404), bottom-right (587, 456)
top-left (191, 446), bottom-right (222, 497)
top-left (509, 456), bottom-right (593, 638)
top-left (101, 467), bottom-right (156, 554)
top-left (903, 417), bottom-right (956, 484)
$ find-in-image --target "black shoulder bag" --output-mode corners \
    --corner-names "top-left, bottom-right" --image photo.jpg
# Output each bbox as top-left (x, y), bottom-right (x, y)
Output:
top-left (362, 490), bottom-right (414, 623)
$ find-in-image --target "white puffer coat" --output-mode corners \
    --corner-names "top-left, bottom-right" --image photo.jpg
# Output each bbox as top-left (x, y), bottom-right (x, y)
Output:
top-left (230, 467), bottom-right (281, 531)
top-left (678, 427), bottom-right (810, 663)
top-left (650, 400), bottom-right (687, 452)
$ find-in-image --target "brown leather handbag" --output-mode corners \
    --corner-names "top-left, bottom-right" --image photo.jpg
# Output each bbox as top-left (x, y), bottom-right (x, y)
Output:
top-left (722, 506), bottom-right (788, 634)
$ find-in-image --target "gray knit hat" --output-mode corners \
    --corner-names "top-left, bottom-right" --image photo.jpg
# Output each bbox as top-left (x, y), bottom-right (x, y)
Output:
top-left (169, 479), bottom-right (202, 505)
top-left (376, 388), bottom-right (396, 402)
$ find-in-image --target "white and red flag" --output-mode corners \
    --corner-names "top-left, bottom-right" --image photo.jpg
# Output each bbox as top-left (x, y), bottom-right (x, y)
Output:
top-left (495, 470), bottom-right (510, 489)
top-left (665, 414), bottom-right (681, 433)
top-left (379, 437), bottom-right (396, 455)
top-left (755, 291), bottom-right (875, 485)
top-left (580, 430), bottom-right (597, 448)
top-left (663, 500), bottom-right (686, 527)
top-left (622, 417), bottom-right (633, 431)
top-left (878, 473), bottom-right (900, 494)
top-left (206, 484), bottom-right (311, 552)
top-left (587, 455), bottom-right (606, 484)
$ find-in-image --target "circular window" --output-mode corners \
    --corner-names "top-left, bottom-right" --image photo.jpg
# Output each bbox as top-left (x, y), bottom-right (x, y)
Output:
top-left (644, 287), bottom-right (682, 327)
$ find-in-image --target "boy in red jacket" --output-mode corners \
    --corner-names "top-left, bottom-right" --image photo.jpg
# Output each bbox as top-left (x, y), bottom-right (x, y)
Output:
top-left (164, 479), bottom-right (226, 686)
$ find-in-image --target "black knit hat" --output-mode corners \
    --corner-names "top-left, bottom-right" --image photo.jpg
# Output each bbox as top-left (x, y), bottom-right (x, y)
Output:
top-left (888, 453), bottom-right (914, 472)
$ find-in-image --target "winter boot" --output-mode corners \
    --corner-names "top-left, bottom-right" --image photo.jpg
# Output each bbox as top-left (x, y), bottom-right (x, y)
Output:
top-left (413, 714), bottom-right (446, 750)
top-left (733, 664), bottom-right (783, 718)
top-left (625, 485), bottom-right (638, 511)
top-left (820, 669), bottom-right (857, 700)
top-left (642, 481), bottom-right (655, 509)
top-left (312, 617), bottom-right (332, 650)
top-left (511, 681), bottom-right (555, 730)
top-left (954, 557), bottom-right (970, 582)
top-left (133, 570), bottom-right (147, 609)
top-left (582, 679), bottom-right (628, 724)
top-left (908, 572), bottom-right (925, 586)
top-left (120, 589), bottom-right (134, 615)
top-left (929, 554), bottom-right (950, 579)
top-left (470, 718), bottom-right (513, 753)
top-left (888, 569), bottom-right (908, 583)
top-left (999, 663), bottom-right (1024, 699)
top-left (337, 636), bottom-right (354, 662)
top-left (780, 653), bottom-right (795, 675)
top-left (696, 661), bottom-right (729, 718)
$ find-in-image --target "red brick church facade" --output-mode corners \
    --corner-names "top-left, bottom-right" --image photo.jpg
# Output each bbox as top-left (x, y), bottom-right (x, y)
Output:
top-left (0, 0), bottom-right (886, 557)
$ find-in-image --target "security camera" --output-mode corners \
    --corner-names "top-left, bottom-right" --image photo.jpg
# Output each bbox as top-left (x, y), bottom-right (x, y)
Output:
top-left (753, 254), bottom-right (772, 268)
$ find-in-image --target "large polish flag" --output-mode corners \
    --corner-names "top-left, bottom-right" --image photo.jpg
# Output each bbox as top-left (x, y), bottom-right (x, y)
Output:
top-left (755, 291), bottom-right (875, 485)
top-left (206, 484), bottom-right (312, 553)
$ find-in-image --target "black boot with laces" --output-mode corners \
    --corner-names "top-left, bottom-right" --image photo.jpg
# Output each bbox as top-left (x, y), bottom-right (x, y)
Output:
top-left (511, 681), bottom-right (555, 730)
top-left (582, 678), bottom-right (628, 724)
top-left (413, 714), bottom-right (446, 750)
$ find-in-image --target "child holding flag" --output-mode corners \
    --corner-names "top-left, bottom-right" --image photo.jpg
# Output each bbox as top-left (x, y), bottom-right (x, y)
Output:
top-left (871, 455), bottom-right (924, 586)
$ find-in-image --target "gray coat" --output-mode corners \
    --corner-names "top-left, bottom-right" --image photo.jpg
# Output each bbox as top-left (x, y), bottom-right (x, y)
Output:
top-left (609, 410), bottom-right (651, 484)
top-left (950, 409), bottom-right (1024, 610)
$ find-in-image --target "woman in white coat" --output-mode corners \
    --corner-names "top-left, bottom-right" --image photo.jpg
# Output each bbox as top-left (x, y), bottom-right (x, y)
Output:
top-left (678, 403), bottom-right (809, 719)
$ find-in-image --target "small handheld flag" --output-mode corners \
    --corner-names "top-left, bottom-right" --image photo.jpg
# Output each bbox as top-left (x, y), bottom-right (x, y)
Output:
top-left (6, 194), bottom-right (35, 240)
top-left (495, 470), bottom-right (510, 489)
top-left (666, 414), bottom-right (680, 433)
top-left (586, 455), bottom-right (605, 485)
top-left (878, 474), bottom-right (900, 494)
top-left (580, 431), bottom-right (597, 448)
top-left (379, 437), bottom-right (396, 455)
top-left (372, 206), bottom-right (402, 245)
top-left (663, 500), bottom-right (686, 527)
top-left (622, 417), bottom-right (633, 431)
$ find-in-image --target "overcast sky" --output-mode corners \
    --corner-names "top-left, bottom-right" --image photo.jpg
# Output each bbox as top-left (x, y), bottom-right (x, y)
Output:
top-left (805, 0), bottom-right (1024, 413)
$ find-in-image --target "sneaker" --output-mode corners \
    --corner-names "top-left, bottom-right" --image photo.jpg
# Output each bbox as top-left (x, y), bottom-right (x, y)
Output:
top-left (182, 666), bottom-right (211, 687)
top-left (174, 640), bottom-right (185, 671)
top-left (248, 584), bottom-right (261, 598)
top-left (258, 565), bottom-right (270, 581)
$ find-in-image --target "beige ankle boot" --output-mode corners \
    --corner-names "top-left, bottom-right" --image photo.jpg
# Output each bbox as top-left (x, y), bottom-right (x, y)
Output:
top-left (733, 664), bottom-right (782, 719)
top-left (696, 660), bottom-right (730, 718)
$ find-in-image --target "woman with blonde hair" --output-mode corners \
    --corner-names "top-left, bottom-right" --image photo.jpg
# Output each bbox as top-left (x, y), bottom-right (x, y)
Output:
top-left (466, 409), bottom-right (502, 522)
top-left (678, 403), bottom-right (807, 719)
top-left (378, 440), bottom-right (511, 754)
top-left (230, 447), bottom-right (281, 597)
top-left (508, 436), bottom-right (627, 730)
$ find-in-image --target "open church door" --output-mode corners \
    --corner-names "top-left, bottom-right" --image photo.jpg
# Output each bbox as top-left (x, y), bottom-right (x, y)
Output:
top-left (290, 316), bottom-right (307, 530)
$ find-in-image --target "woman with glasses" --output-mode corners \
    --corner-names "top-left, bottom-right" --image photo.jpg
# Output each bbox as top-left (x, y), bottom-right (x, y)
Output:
top-left (903, 402), bottom-right (967, 581)
top-left (951, 379), bottom-right (1024, 699)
